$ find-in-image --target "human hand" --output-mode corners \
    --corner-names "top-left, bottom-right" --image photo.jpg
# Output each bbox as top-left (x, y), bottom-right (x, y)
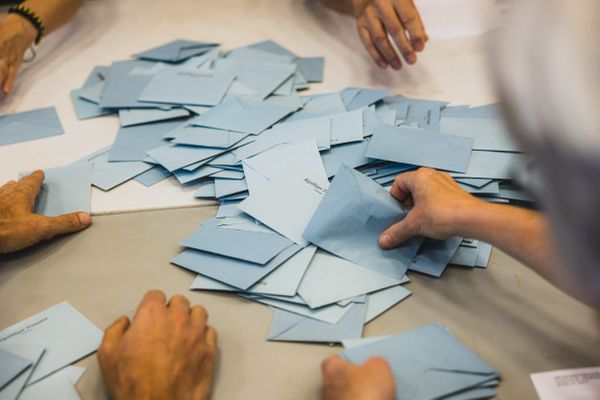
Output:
top-left (321, 355), bottom-right (395, 400)
top-left (0, 14), bottom-right (37, 95)
top-left (352, 0), bottom-right (428, 70)
top-left (379, 168), bottom-right (483, 248)
top-left (98, 290), bottom-right (218, 400)
top-left (0, 170), bottom-right (92, 254)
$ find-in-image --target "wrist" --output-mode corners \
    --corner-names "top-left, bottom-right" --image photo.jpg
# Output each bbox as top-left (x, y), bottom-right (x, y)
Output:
top-left (4, 13), bottom-right (37, 46)
top-left (450, 197), bottom-right (495, 239)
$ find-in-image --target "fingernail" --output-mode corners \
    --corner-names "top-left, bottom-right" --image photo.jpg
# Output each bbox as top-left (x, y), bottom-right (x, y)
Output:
top-left (377, 61), bottom-right (388, 69)
top-left (414, 41), bottom-right (425, 51)
top-left (407, 54), bottom-right (417, 64)
top-left (391, 60), bottom-right (402, 70)
top-left (380, 233), bottom-right (393, 248)
top-left (78, 213), bottom-right (92, 225)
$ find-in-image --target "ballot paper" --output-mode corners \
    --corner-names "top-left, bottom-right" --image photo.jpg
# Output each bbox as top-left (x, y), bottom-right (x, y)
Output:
top-left (0, 302), bottom-right (102, 384)
top-left (239, 141), bottom-right (329, 245)
top-left (0, 107), bottom-right (64, 147)
top-left (366, 125), bottom-right (474, 173)
top-left (340, 323), bottom-right (501, 400)
top-left (531, 366), bottom-right (600, 400)
top-left (303, 165), bottom-right (422, 280)
top-left (28, 164), bottom-right (92, 217)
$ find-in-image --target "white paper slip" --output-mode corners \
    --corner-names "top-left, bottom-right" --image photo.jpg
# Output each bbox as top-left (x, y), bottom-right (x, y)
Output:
top-left (531, 366), bottom-right (600, 400)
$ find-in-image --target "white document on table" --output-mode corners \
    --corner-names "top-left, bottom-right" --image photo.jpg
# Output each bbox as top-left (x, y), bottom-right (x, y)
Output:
top-left (531, 366), bottom-right (600, 400)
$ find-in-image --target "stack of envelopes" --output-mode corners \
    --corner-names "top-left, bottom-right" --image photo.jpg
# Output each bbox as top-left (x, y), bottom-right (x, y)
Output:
top-left (0, 302), bottom-right (103, 400)
top-left (340, 323), bottom-right (501, 400)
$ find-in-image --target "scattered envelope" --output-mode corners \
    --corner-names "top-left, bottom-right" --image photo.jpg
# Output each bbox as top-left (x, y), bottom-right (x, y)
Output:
top-left (320, 140), bottom-right (371, 177)
top-left (119, 107), bottom-right (190, 127)
top-left (0, 344), bottom-right (45, 400)
top-left (298, 250), bottom-right (403, 308)
top-left (340, 323), bottom-right (500, 400)
top-left (0, 107), bottom-right (64, 147)
top-left (267, 302), bottom-right (365, 343)
top-left (99, 60), bottom-right (161, 109)
top-left (0, 349), bottom-right (31, 390)
top-left (304, 165), bottom-right (423, 280)
top-left (107, 119), bottom-right (181, 162)
top-left (440, 117), bottom-right (522, 152)
top-left (234, 60), bottom-right (296, 99)
top-left (452, 151), bottom-right (524, 180)
top-left (181, 219), bottom-right (294, 264)
top-left (0, 302), bottom-right (102, 384)
top-left (367, 125), bottom-right (474, 173)
top-left (171, 126), bottom-right (248, 148)
top-left (364, 285), bottom-right (412, 323)
top-left (247, 295), bottom-right (352, 324)
top-left (296, 57), bottom-right (324, 83)
top-left (410, 237), bottom-right (463, 277)
top-left (239, 141), bottom-right (329, 245)
top-left (343, 88), bottom-right (390, 111)
top-left (134, 39), bottom-right (219, 63)
top-left (171, 245), bottom-right (302, 290)
top-left (81, 151), bottom-right (153, 191)
top-left (133, 166), bottom-right (171, 187)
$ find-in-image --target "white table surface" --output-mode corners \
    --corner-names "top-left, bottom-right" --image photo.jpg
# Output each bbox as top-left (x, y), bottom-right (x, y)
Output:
top-left (0, 0), bottom-right (499, 214)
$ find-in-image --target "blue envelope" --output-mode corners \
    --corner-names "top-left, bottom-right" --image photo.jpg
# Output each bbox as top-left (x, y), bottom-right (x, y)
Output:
top-left (133, 166), bottom-right (171, 187)
top-left (296, 57), bottom-right (324, 83)
top-left (320, 140), bottom-right (371, 177)
top-left (410, 237), bottom-right (463, 278)
top-left (343, 88), bottom-right (390, 111)
top-left (99, 60), bottom-right (160, 109)
top-left (267, 302), bottom-right (366, 343)
top-left (303, 165), bottom-right (423, 280)
top-left (119, 108), bottom-right (190, 127)
top-left (133, 39), bottom-right (219, 63)
top-left (366, 125), bottom-right (473, 173)
top-left (0, 107), bottom-right (63, 146)
top-left (0, 348), bottom-right (31, 389)
top-left (340, 323), bottom-right (500, 400)
top-left (181, 219), bottom-right (294, 264)
top-left (107, 120), bottom-right (182, 162)
top-left (171, 244), bottom-right (302, 290)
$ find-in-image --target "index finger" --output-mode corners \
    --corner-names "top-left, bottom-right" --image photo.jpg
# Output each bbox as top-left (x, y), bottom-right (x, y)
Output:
top-left (17, 170), bottom-right (45, 210)
top-left (390, 170), bottom-right (418, 204)
top-left (394, 0), bottom-right (428, 51)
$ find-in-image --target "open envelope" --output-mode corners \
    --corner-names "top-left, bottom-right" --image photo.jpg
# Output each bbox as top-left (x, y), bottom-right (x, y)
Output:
top-left (0, 107), bottom-right (64, 147)
top-left (267, 302), bottom-right (365, 343)
top-left (0, 349), bottom-right (31, 389)
top-left (0, 344), bottom-right (45, 400)
top-left (303, 165), bottom-right (423, 280)
top-left (340, 323), bottom-right (500, 400)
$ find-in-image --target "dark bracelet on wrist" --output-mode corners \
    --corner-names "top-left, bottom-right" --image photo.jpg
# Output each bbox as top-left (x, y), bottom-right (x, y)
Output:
top-left (7, 5), bottom-right (45, 45)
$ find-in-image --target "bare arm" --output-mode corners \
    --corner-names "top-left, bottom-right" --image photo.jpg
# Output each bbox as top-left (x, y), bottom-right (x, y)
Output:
top-left (379, 168), bottom-right (597, 308)
top-left (0, 0), bottom-right (83, 95)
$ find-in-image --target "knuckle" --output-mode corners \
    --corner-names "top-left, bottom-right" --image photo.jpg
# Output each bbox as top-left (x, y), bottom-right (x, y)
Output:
top-left (399, 11), bottom-right (418, 25)
top-left (374, 36), bottom-right (389, 49)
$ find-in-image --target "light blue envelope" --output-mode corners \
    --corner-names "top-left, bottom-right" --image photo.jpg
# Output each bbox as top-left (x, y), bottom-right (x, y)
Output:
top-left (440, 117), bottom-right (522, 152)
top-left (119, 108), bottom-right (190, 127)
top-left (0, 107), bottom-right (63, 147)
top-left (146, 143), bottom-right (226, 172)
top-left (171, 244), bottom-right (302, 290)
top-left (304, 165), bottom-right (423, 280)
top-left (133, 166), bottom-right (171, 187)
top-left (234, 60), bottom-right (296, 99)
top-left (18, 371), bottom-right (80, 400)
top-left (191, 95), bottom-right (301, 134)
top-left (340, 323), bottom-right (500, 400)
top-left (0, 344), bottom-right (45, 400)
top-left (194, 180), bottom-right (216, 198)
top-left (247, 295), bottom-right (351, 324)
top-left (449, 244), bottom-right (479, 267)
top-left (365, 285), bottom-right (411, 323)
top-left (452, 151), bottom-right (524, 180)
top-left (453, 178), bottom-right (493, 188)
top-left (296, 57), bottom-right (324, 83)
top-left (84, 151), bottom-right (153, 191)
top-left (191, 245), bottom-right (316, 297)
top-left (28, 164), bottom-right (92, 217)
top-left (172, 126), bottom-right (248, 148)
top-left (138, 70), bottom-right (234, 106)
top-left (70, 90), bottom-right (113, 121)
top-left (367, 125), bottom-right (473, 173)
top-left (214, 177), bottom-right (247, 198)
top-left (410, 237), bottom-right (463, 278)
top-left (107, 120), bottom-right (181, 162)
top-left (344, 88), bottom-right (390, 111)
top-left (174, 165), bottom-right (220, 184)
top-left (459, 181), bottom-right (500, 195)
top-left (181, 219), bottom-right (294, 264)
top-left (267, 302), bottom-right (365, 343)
top-left (99, 60), bottom-right (159, 109)
top-left (133, 39), bottom-right (219, 62)
top-left (248, 40), bottom-right (297, 58)
top-left (320, 140), bottom-right (371, 177)
top-left (0, 349), bottom-right (30, 390)
top-left (0, 302), bottom-right (102, 384)
top-left (298, 250), bottom-right (402, 308)
top-left (442, 104), bottom-right (500, 119)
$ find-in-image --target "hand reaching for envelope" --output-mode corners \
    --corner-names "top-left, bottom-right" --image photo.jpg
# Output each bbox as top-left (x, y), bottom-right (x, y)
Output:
top-left (321, 355), bottom-right (396, 400)
top-left (98, 290), bottom-right (218, 400)
top-left (0, 14), bottom-right (37, 96)
top-left (0, 170), bottom-right (92, 254)
top-left (379, 168), bottom-right (482, 249)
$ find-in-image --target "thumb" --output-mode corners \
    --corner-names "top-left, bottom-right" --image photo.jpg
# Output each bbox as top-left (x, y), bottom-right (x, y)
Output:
top-left (38, 212), bottom-right (92, 240)
top-left (379, 212), bottom-right (419, 249)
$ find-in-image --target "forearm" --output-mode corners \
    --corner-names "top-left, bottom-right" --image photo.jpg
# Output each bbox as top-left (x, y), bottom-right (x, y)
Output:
top-left (21, 0), bottom-right (84, 35)
top-left (454, 202), bottom-right (560, 282)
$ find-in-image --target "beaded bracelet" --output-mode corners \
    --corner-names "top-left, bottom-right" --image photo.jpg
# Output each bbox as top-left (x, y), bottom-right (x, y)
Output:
top-left (8, 5), bottom-right (45, 45)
